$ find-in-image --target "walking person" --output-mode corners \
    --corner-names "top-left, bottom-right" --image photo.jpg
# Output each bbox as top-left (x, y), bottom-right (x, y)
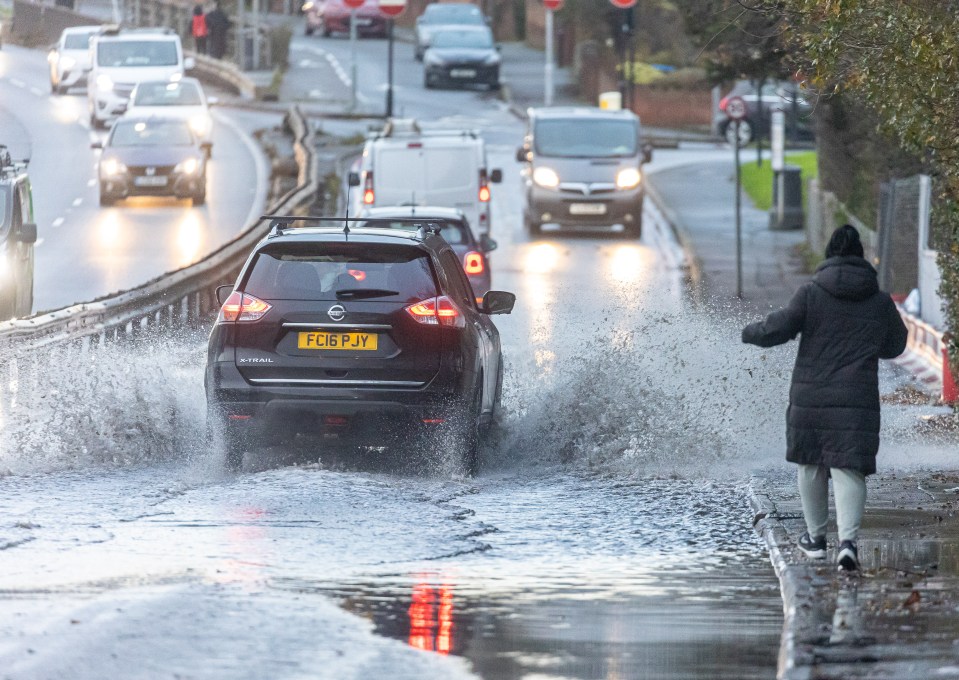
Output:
top-left (192, 4), bottom-right (209, 55)
top-left (742, 225), bottom-right (908, 571)
top-left (205, 0), bottom-right (230, 60)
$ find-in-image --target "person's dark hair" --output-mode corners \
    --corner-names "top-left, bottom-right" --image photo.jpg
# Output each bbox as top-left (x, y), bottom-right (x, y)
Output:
top-left (825, 224), bottom-right (864, 259)
top-left (193, 4), bottom-right (203, 15)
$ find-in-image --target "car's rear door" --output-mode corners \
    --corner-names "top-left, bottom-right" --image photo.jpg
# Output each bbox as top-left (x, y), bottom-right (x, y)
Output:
top-left (232, 240), bottom-right (443, 388)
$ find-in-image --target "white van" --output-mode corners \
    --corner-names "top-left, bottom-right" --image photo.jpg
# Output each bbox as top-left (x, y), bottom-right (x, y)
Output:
top-left (88, 28), bottom-right (194, 130)
top-left (352, 119), bottom-right (502, 235)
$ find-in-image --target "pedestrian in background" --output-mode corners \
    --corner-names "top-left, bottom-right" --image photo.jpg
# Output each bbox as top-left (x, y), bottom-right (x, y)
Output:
top-left (742, 224), bottom-right (907, 572)
top-left (205, 0), bottom-right (230, 60)
top-left (192, 4), bottom-right (209, 55)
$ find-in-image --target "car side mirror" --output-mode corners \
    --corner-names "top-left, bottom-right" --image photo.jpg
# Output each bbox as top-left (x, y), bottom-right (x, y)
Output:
top-left (184, 56), bottom-right (196, 70)
top-left (489, 168), bottom-right (502, 183)
top-left (642, 143), bottom-right (653, 164)
top-left (18, 223), bottom-right (37, 244)
top-left (347, 171), bottom-right (361, 187)
top-left (215, 284), bottom-right (233, 306)
top-left (479, 234), bottom-right (497, 252)
top-left (515, 146), bottom-right (528, 163)
top-left (90, 140), bottom-right (102, 150)
top-left (481, 290), bottom-right (515, 315)
top-left (207, 95), bottom-right (219, 106)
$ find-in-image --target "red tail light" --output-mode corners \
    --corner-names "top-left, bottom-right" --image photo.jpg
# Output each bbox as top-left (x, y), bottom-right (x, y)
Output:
top-left (217, 291), bottom-right (272, 323)
top-left (478, 170), bottom-right (490, 202)
top-left (463, 251), bottom-right (484, 275)
top-left (363, 171), bottom-right (374, 205)
top-left (405, 296), bottom-right (465, 328)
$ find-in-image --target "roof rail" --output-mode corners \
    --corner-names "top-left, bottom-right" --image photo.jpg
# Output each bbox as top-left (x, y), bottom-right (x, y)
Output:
top-left (371, 118), bottom-right (478, 141)
top-left (261, 214), bottom-right (447, 240)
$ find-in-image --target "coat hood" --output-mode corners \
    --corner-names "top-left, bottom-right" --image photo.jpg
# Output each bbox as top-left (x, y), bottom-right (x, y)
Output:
top-left (813, 256), bottom-right (879, 301)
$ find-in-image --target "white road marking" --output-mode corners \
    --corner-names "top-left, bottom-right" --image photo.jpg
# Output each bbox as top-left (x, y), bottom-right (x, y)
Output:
top-left (35, 238), bottom-right (44, 247)
top-left (211, 109), bottom-right (270, 234)
top-left (72, 198), bottom-right (83, 207)
top-left (87, 179), bottom-right (96, 187)
top-left (52, 217), bottom-right (65, 228)
top-left (30, 87), bottom-right (43, 97)
top-left (10, 79), bottom-right (26, 88)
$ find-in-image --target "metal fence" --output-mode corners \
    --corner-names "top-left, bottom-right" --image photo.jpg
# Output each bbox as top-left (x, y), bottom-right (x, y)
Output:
top-left (876, 175), bottom-right (925, 297)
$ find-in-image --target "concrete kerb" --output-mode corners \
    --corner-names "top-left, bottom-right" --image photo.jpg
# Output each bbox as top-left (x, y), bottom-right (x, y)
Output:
top-left (643, 179), bottom-right (702, 290)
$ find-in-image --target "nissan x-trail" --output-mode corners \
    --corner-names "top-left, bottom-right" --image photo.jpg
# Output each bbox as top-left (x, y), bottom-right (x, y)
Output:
top-left (205, 218), bottom-right (516, 474)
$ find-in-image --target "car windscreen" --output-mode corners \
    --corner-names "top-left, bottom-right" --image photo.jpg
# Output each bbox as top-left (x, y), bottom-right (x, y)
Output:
top-left (109, 120), bottom-right (194, 147)
top-left (133, 81), bottom-right (203, 106)
top-left (359, 219), bottom-right (469, 246)
top-left (97, 40), bottom-right (179, 67)
top-left (243, 243), bottom-right (438, 302)
top-left (422, 5), bottom-right (483, 24)
top-left (431, 29), bottom-right (492, 49)
top-left (64, 33), bottom-right (94, 49)
top-left (534, 118), bottom-right (638, 158)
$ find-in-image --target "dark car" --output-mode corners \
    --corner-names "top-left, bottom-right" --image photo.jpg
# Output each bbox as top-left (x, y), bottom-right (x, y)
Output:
top-left (93, 116), bottom-right (210, 206)
top-left (414, 2), bottom-right (487, 61)
top-left (359, 206), bottom-right (497, 305)
top-left (205, 218), bottom-right (516, 474)
top-left (303, 0), bottom-right (387, 38)
top-left (715, 79), bottom-right (814, 145)
top-left (0, 147), bottom-right (37, 320)
top-left (423, 26), bottom-right (499, 90)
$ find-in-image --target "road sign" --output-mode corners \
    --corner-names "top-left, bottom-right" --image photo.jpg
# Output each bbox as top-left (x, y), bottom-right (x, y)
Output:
top-left (609, 0), bottom-right (636, 8)
top-left (379, 0), bottom-right (405, 17)
top-left (725, 95), bottom-right (747, 121)
top-left (344, 0), bottom-right (364, 8)
top-left (543, 0), bottom-right (563, 10)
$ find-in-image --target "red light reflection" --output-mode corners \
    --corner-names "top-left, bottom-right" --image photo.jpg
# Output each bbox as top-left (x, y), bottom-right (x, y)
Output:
top-left (348, 269), bottom-right (367, 281)
top-left (408, 581), bottom-right (455, 655)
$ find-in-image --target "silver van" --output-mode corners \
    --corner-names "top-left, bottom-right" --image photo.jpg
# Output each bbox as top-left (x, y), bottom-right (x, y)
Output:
top-left (517, 107), bottom-right (651, 238)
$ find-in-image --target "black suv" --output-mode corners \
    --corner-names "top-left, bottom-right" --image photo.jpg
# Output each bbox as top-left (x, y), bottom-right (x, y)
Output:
top-left (205, 218), bottom-right (516, 474)
top-left (0, 146), bottom-right (37, 321)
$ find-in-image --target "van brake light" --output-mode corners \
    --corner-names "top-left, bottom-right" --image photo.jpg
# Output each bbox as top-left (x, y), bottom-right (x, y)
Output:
top-left (218, 292), bottom-right (272, 323)
top-left (464, 251), bottom-right (484, 275)
top-left (363, 171), bottom-right (374, 205)
top-left (405, 296), bottom-right (465, 328)
top-left (479, 169), bottom-right (491, 202)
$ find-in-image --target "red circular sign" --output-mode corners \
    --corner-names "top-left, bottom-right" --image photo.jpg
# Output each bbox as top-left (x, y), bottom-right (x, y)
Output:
top-left (609, 0), bottom-right (636, 7)
top-left (725, 95), bottom-right (747, 121)
top-left (343, 0), bottom-right (364, 8)
top-left (378, 0), bottom-right (406, 16)
top-left (543, 0), bottom-right (563, 10)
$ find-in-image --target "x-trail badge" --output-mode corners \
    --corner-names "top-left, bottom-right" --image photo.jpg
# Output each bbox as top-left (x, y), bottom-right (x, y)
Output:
top-left (327, 304), bottom-right (346, 321)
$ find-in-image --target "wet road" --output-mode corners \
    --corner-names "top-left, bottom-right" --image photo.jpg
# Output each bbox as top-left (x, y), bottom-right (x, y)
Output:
top-left (0, 45), bottom-right (269, 314)
top-left (0, 36), bottom-right (789, 680)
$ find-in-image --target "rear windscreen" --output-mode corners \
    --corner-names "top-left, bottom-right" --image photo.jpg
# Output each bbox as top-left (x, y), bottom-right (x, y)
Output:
top-left (243, 243), bottom-right (438, 302)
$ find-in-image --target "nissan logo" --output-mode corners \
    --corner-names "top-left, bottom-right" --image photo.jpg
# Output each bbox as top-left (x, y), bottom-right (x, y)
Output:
top-left (327, 304), bottom-right (346, 321)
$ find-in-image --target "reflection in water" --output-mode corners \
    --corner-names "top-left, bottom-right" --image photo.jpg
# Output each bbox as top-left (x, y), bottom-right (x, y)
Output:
top-left (51, 95), bottom-right (85, 125)
top-left (408, 578), bottom-right (455, 656)
top-left (523, 242), bottom-right (562, 275)
top-left (608, 244), bottom-right (644, 285)
top-left (176, 212), bottom-right (205, 267)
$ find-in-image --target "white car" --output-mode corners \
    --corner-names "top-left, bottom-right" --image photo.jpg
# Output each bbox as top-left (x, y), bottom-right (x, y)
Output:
top-left (48, 26), bottom-right (99, 94)
top-left (126, 77), bottom-right (215, 151)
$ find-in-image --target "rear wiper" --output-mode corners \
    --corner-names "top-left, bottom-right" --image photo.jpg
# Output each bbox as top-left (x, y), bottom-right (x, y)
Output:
top-left (336, 288), bottom-right (400, 299)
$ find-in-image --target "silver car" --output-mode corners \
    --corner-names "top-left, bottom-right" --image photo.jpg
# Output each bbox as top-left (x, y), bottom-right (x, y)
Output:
top-left (414, 2), bottom-right (487, 61)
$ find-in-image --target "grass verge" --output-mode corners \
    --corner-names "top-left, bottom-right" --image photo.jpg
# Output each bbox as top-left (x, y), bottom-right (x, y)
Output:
top-left (740, 151), bottom-right (817, 211)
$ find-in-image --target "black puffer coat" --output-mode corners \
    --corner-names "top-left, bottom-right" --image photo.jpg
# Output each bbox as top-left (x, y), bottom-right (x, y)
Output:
top-left (742, 256), bottom-right (908, 474)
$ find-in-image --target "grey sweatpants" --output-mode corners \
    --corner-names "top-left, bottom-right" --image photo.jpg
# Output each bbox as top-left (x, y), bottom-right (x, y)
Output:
top-left (797, 464), bottom-right (867, 543)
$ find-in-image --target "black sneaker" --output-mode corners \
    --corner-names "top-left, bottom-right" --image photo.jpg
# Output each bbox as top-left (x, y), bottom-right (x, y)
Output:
top-left (797, 532), bottom-right (826, 559)
top-left (837, 540), bottom-right (860, 572)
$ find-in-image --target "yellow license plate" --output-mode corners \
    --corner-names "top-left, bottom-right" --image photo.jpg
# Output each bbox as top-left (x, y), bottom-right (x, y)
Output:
top-left (298, 331), bottom-right (378, 351)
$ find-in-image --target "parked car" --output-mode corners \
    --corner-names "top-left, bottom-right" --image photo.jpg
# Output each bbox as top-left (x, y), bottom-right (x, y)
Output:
top-left (414, 2), bottom-right (487, 61)
top-left (0, 146), bottom-right (37, 320)
top-left (302, 0), bottom-right (387, 38)
top-left (352, 118), bottom-right (502, 236)
top-left (88, 27), bottom-right (194, 130)
top-left (205, 218), bottom-right (516, 473)
top-left (517, 107), bottom-right (652, 238)
top-left (715, 79), bottom-right (814, 145)
top-left (126, 77), bottom-right (215, 150)
top-left (358, 206), bottom-right (497, 304)
top-left (48, 25), bottom-right (99, 94)
top-left (423, 26), bottom-right (500, 90)
top-left (92, 116), bottom-right (209, 206)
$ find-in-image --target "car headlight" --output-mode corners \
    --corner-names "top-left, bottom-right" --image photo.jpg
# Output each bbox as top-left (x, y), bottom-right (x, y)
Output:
top-left (175, 158), bottom-right (199, 175)
top-left (302, 1), bottom-right (313, 9)
top-left (189, 115), bottom-right (212, 137)
top-left (615, 167), bottom-right (642, 190)
top-left (101, 158), bottom-right (127, 177)
top-left (424, 52), bottom-right (445, 66)
top-left (60, 56), bottom-right (77, 70)
top-left (532, 166), bottom-right (560, 189)
top-left (95, 74), bottom-right (114, 92)
top-left (483, 53), bottom-right (500, 65)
